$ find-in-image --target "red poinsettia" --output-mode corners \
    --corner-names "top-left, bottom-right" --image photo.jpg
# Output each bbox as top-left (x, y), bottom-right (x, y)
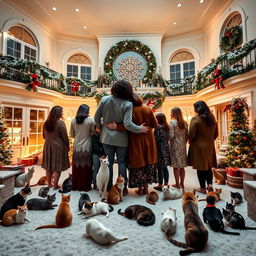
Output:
top-left (211, 69), bottom-right (225, 90)
top-left (26, 74), bottom-right (41, 92)
top-left (71, 80), bottom-right (80, 93)
top-left (145, 99), bottom-right (156, 112)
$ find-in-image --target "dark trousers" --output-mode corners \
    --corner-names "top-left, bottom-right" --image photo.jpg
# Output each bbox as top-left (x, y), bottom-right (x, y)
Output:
top-left (197, 169), bottom-right (213, 189)
top-left (157, 164), bottom-right (169, 185)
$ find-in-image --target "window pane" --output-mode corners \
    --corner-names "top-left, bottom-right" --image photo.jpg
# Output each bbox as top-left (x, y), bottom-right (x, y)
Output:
top-left (183, 61), bottom-right (195, 78)
top-left (7, 38), bottom-right (13, 48)
top-left (4, 107), bottom-right (13, 119)
top-left (38, 134), bottom-right (44, 144)
top-left (13, 121), bottom-right (22, 133)
top-left (30, 122), bottom-right (37, 133)
top-left (38, 122), bottom-right (44, 132)
top-left (38, 111), bottom-right (45, 121)
top-left (190, 62), bottom-right (195, 69)
top-left (67, 65), bottom-right (72, 72)
top-left (30, 110), bottom-right (37, 120)
top-left (14, 108), bottom-right (22, 120)
top-left (13, 134), bottom-right (21, 146)
top-left (5, 121), bottom-right (12, 134)
top-left (29, 134), bottom-right (37, 145)
top-left (176, 64), bottom-right (180, 71)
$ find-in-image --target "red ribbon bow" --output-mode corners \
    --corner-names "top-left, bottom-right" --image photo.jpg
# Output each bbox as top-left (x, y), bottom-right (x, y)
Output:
top-left (29, 74), bottom-right (41, 91)
top-left (212, 69), bottom-right (225, 90)
top-left (71, 81), bottom-right (80, 93)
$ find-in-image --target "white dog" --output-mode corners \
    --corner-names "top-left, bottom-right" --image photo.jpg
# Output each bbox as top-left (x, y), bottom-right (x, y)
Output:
top-left (96, 157), bottom-right (109, 198)
top-left (161, 207), bottom-right (177, 235)
top-left (15, 167), bottom-right (35, 187)
top-left (162, 187), bottom-right (183, 200)
top-left (85, 219), bottom-right (128, 245)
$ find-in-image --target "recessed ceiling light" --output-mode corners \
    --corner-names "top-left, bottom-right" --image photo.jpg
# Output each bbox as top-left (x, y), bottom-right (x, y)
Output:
top-left (83, 26), bottom-right (87, 29)
top-left (200, 0), bottom-right (204, 3)
top-left (177, 3), bottom-right (182, 7)
top-left (75, 8), bottom-right (80, 12)
top-left (52, 7), bottom-right (57, 11)
top-left (173, 22), bottom-right (177, 25)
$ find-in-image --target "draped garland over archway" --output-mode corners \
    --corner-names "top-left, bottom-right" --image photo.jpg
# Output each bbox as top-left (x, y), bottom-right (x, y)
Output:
top-left (104, 40), bottom-right (157, 82)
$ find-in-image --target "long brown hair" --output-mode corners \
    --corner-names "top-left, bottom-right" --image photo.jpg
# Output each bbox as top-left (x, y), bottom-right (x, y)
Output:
top-left (130, 93), bottom-right (143, 107)
top-left (171, 107), bottom-right (187, 129)
top-left (44, 106), bottom-right (63, 132)
top-left (194, 100), bottom-right (216, 126)
top-left (156, 113), bottom-right (170, 131)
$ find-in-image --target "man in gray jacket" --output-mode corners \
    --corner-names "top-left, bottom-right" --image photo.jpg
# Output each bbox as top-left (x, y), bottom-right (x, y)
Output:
top-left (94, 80), bottom-right (148, 194)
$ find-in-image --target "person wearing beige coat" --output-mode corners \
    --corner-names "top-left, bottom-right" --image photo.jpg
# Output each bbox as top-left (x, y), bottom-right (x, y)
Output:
top-left (188, 101), bottom-right (218, 194)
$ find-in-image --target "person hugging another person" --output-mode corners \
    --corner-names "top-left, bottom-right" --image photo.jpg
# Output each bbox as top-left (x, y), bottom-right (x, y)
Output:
top-left (70, 104), bottom-right (95, 191)
top-left (169, 107), bottom-right (188, 190)
top-left (42, 106), bottom-right (70, 189)
top-left (188, 101), bottom-right (218, 194)
top-left (153, 113), bottom-right (171, 191)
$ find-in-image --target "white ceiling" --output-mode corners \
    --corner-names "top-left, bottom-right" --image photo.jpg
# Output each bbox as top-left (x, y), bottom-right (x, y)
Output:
top-left (4, 0), bottom-right (232, 39)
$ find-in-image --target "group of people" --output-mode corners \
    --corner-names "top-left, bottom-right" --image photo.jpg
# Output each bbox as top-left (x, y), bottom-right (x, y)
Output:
top-left (41, 80), bottom-right (218, 195)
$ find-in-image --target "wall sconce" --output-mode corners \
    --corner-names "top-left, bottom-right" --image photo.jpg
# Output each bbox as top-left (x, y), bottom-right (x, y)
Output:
top-left (45, 62), bottom-right (50, 68)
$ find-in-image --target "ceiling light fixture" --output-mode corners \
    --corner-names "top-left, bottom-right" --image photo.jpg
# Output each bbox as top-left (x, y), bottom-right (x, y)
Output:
top-left (75, 8), bottom-right (79, 12)
top-left (173, 22), bottom-right (177, 25)
top-left (200, 0), bottom-right (204, 3)
top-left (177, 3), bottom-right (182, 7)
top-left (83, 26), bottom-right (87, 29)
top-left (52, 7), bottom-right (57, 11)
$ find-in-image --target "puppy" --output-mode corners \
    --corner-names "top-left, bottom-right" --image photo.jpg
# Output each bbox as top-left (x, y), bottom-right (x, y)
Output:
top-left (85, 219), bottom-right (128, 245)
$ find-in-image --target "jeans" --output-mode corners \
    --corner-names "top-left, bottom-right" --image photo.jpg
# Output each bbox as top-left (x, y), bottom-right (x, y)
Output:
top-left (103, 144), bottom-right (128, 188)
top-left (157, 164), bottom-right (169, 185)
top-left (92, 154), bottom-right (100, 186)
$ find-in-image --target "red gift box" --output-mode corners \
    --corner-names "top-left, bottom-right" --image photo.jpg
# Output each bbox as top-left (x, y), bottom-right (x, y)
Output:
top-left (226, 167), bottom-right (243, 177)
top-left (21, 157), bottom-right (37, 166)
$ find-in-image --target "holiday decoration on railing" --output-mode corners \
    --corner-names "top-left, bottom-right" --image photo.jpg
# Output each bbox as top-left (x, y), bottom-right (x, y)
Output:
top-left (145, 99), bottom-right (156, 112)
top-left (0, 108), bottom-right (12, 166)
top-left (71, 80), bottom-right (80, 94)
top-left (225, 97), bottom-right (256, 168)
top-left (25, 74), bottom-right (41, 92)
top-left (104, 40), bottom-right (157, 82)
top-left (211, 69), bottom-right (225, 89)
top-left (220, 26), bottom-right (242, 53)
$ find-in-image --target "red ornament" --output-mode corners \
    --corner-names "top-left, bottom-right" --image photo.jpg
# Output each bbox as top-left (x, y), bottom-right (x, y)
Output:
top-left (225, 31), bottom-right (231, 37)
top-left (233, 156), bottom-right (237, 159)
top-left (234, 122), bottom-right (239, 125)
top-left (235, 140), bottom-right (240, 144)
top-left (243, 137), bottom-right (248, 141)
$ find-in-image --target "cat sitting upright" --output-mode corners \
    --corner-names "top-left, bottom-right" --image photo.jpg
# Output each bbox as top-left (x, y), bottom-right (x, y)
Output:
top-left (2, 205), bottom-right (29, 226)
top-left (38, 186), bottom-right (50, 198)
top-left (230, 191), bottom-right (243, 205)
top-left (212, 168), bottom-right (226, 185)
top-left (96, 157), bottom-right (109, 198)
top-left (202, 196), bottom-right (240, 236)
top-left (161, 207), bottom-right (177, 235)
top-left (36, 194), bottom-right (72, 230)
top-left (78, 193), bottom-right (91, 211)
top-left (59, 174), bottom-right (72, 193)
top-left (15, 167), bottom-right (35, 187)
top-left (26, 193), bottom-right (57, 210)
top-left (198, 187), bottom-right (222, 202)
top-left (107, 176), bottom-right (124, 204)
top-left (0, 185), bottom-right (32, 219)
top-left (85, 219), bottom-right (128, 245)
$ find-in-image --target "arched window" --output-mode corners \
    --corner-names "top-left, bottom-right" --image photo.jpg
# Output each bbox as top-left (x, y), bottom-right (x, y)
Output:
top-left (67, 54), bottom-right (92, 81)
top-left (169, 50), bottom-right (195, 83)
top-left (6, 26), bottom-right (38, 61)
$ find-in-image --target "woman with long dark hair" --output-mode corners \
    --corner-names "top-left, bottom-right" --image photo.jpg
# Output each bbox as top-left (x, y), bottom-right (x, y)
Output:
top-left (42, 106), bottom-right (70, 189)
top-left (188, 101), bottom-right (218, 194)
top-left (153, 113), bottom-right (171, 191)
top-left (70, 104), bottom-right (95, 191)
top-left (169, 107), bottom-right (188, 189)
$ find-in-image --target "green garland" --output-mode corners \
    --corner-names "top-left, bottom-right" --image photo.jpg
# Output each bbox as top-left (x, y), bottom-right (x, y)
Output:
top-left (104, 40), bottom-right (157, 82)
top-left (220, 26), bottom-right (242, 53)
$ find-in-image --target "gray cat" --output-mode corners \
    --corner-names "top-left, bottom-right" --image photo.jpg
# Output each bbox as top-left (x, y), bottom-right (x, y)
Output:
top-left (38, 186), bottom-right (50, 198)
top-left (26, 193), bottom-right (57, 210)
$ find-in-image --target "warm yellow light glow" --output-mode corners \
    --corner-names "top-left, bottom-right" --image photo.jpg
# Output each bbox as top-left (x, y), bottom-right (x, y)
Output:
top-left (75, 8), bottom-right (80, 12)
top-left (83, 26), bottom-right (87, 29)
top-left (177, 3), bottom-right (182, 7)
top-left (52, 7), bottom-right (57, 11)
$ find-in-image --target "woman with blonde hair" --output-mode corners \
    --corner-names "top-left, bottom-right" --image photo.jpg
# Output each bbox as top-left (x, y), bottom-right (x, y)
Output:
top-left (169, 107), bottom-right (188, 189)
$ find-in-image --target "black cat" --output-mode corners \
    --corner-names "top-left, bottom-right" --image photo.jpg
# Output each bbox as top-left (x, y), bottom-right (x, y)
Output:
top-left (78, 193), bottom-right (91, 211)
top-left (38, 186), bottom-right (50, 198)
top-left (203, 196), bottom-right (239, 235)
top-left (230, 191), bottom-right (243, 205)
top-left (0, 185), bottom-right (32, 219)
top-left (59, 174), bottom-right (72, 193)
top-left (223, 208), bottom-right (256, 230)
top-left (26, 193), bottom-right (57, 210)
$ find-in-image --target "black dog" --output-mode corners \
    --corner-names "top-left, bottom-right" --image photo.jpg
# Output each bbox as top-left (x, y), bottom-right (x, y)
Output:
top-left (202, 196), bottom-right (240, 236)
top-left (78, 193), bottom-right (91, 211)
top-left (0, 185), bottom-right (32, 219)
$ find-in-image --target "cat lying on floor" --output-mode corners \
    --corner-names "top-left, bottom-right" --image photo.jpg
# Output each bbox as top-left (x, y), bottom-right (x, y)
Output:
top-left (81, 201), bottom-right (114, 218)
top-left (162, 187), bottom-right (183, 200)
top-left (85, 219), bottom-right (128, 245)
top-left (27, 193), bottom-right (57, 210)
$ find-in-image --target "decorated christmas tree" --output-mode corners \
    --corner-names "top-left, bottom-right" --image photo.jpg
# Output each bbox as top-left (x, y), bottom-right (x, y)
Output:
top-left (253, 118), bottom-right (256, 137)
top-left (0, 109), bottom-right (13, 166)
top-left (225, 98), bottom-right (256, 168)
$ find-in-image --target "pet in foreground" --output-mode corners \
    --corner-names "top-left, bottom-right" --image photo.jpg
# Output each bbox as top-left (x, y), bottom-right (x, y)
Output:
top-left (85, 219), bottom-right (128, 245)
top-left (30, 176), bottom-right (48, 187)
top-left (167, 189), bottom-right (208, 256)
top-left (35, 194), bottom-right (72, 229)
top-left (198, 187), bottom-right (222, 202)
top-left (146, 191), bottom-right (159, 205)
top-left (81, 201), bottom-right (114, 218)
top-left (96, 157), bottom-right (110, 198)
top-left (161, 207), bottom-right (177, 235)
top-left (38, 186), bottom-right (50, 198)
top-left (15, 167), bottom-right (35, 187)
top-left (27, 193), bottom-right (57, 210)
top-left (212, 168), bottom-right (225, 185)
top-left (107, 176), bottom-right (124, 204)
top-left (0, 185), bottom-right (32, 219)
top-left (230, 191), bottom-right (243, 205)
top-left (162, 187), bottom-right (183, 200)
top-left (118, 204), bottom-right (155, 226)
top-left (59, 174), bottom-right (72, 193)
top-left (2, 205), bottom-right (29, 226)
top-left (78, 193), bottom-right (91, 211)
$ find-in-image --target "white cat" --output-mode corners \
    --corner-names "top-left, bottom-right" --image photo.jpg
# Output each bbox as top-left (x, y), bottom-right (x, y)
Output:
top-left (81, 201), bottom-right (114, 218)
top-left (85, 219), bottom-right (128, 245)
top-left (162, 187), bottom-right (183, 200)
top-left (161, 207), bottom-right (177, 235)
top-left (96, 157), bottom-right (109, 198)
top-left (15, 166), bottom-right (35, 187)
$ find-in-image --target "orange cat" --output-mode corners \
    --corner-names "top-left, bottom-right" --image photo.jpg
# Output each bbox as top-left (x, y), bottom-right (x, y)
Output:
top-left (30, 176), bottom-right (48, 187)
top-left (198, 187), bottom-right (222, 202)
top-left (35, 194), bottom-right (72, 230)
top-left (212, 168), bottom-right (226, 185)
top-left (107, 176), bottom-right (124, 204)
top-left (146, 191), bottom-right (159, 205)
top-left (2, 205), bottom-right (29, 226)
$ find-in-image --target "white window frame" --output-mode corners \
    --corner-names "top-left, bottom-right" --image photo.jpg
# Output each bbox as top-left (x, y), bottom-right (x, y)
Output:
top-left (5, 35), bottom-right (38, 61)
top-left (66, 62), bottom-right (92, 81)
top-left (169, 59), bottom-right (195, 82)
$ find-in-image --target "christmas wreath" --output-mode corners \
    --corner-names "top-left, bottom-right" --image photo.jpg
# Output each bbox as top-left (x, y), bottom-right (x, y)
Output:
top-left (220, 26), bottom-right (242, 52)
top-left (104, 40), bottom-right (157, 82)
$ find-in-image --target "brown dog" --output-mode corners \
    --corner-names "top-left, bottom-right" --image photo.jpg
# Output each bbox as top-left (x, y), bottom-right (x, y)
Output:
top-left (167, 189), bottom-right (208, 255)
